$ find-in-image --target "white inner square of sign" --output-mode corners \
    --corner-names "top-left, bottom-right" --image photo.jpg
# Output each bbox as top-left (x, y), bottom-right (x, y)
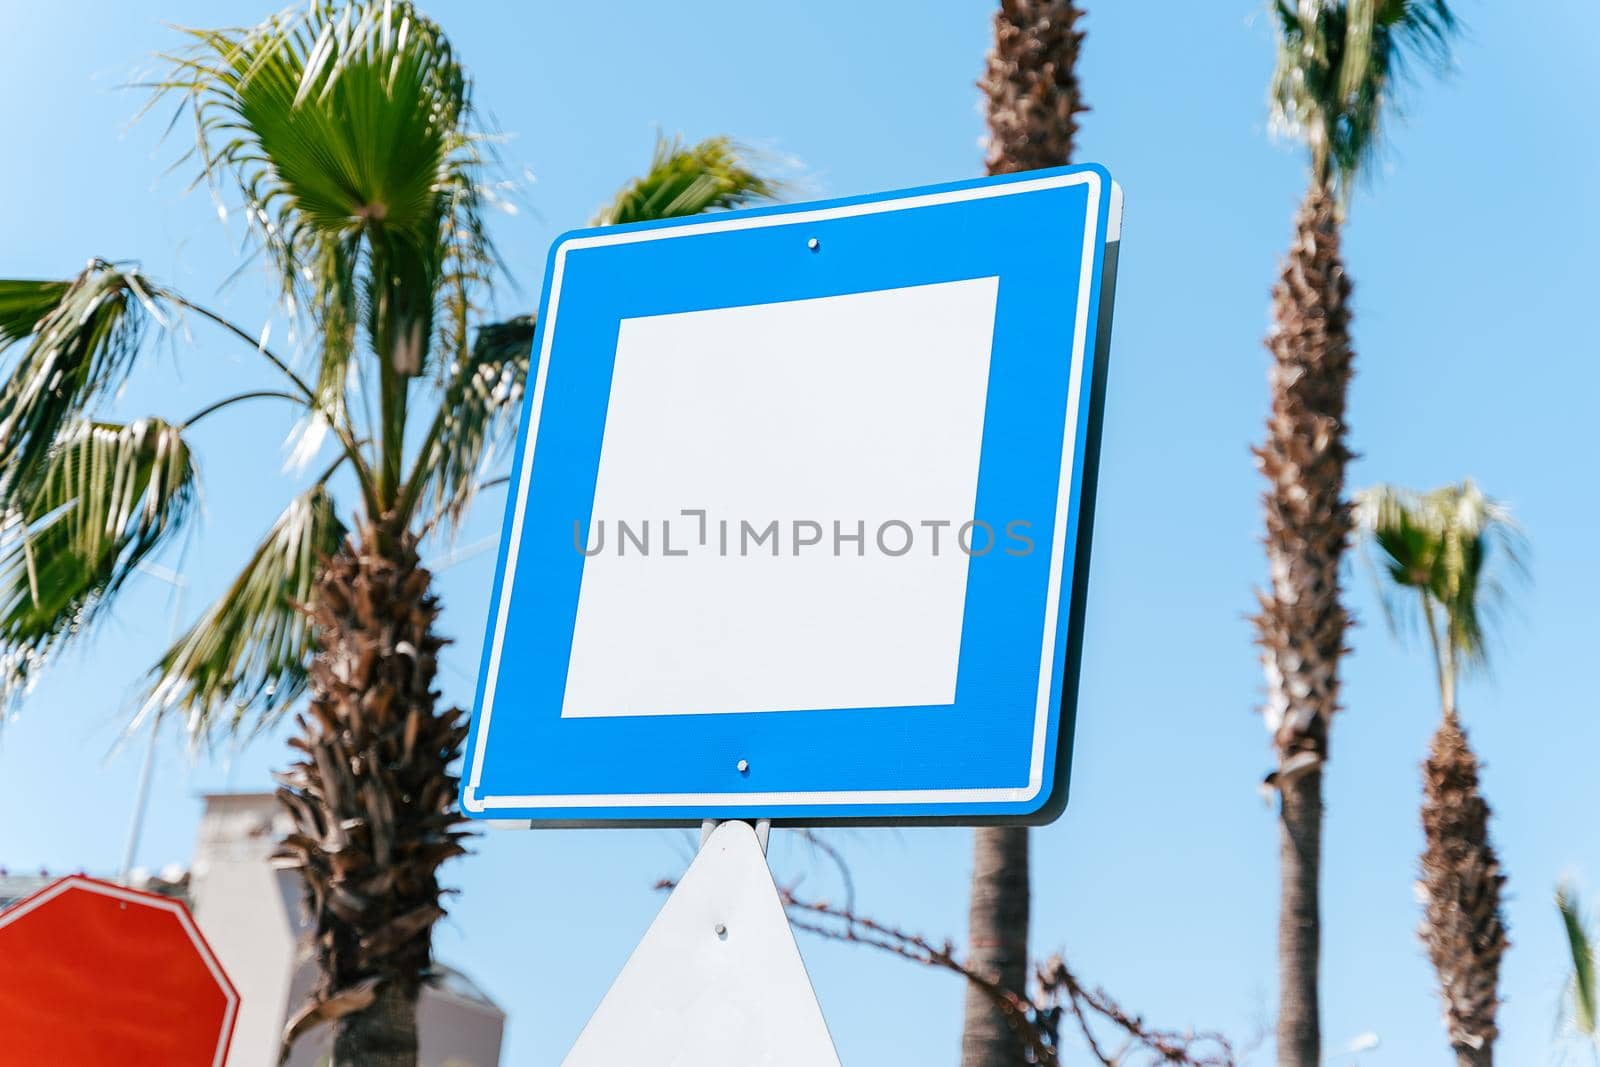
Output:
top-left (560, 276), bottom-right (1000, 718)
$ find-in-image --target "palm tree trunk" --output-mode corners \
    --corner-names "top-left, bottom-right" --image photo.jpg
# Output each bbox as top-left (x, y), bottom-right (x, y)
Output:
top-left (1254, 185), bottom-right (1353, 1067)
top-left (1277, 768), bottom-right (1322, 1067)
top-left (980, 0), bottom-right (1086, 177)
top-left (962, 826), bottom-right (1031, 1066)
top-left (1420, 712), bottom-right (1506, 1066)
top-left (332, 977), bottom-right (420, 1067)
top-left (962, 6), bottom-right (1085, 1064)
top-left (275, 522), bottom-right (471, 1066)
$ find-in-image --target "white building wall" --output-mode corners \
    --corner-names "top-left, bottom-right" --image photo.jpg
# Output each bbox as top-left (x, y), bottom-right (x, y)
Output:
top-left (188, 794), bottom-right (302, 1067)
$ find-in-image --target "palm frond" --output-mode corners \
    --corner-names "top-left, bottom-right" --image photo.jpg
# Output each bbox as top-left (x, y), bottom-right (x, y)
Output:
top-left (1559, 883), bottom-right (1599, 1039)
top-left (592, 135), bottom-right (781, 226)
top-left (1355, 480), bottom-right (1526, 671)
top-left (152, 1), bottom-right (495, 425)
top-left (1353, 482), bottom-right (1431, 642)
top-left (406, 316), bottom-right (530, 537)
top-left (0, 280), bottom-right (71, 345)
top-left (1430, 481), bottom-right (1523, 664)
top-left (1270, 0), bottom-right (1460, 194)
top-left (0, 263), bottom-right (168, 506)
top-left (140, 484), bottom-right (346, 739)
top-left (0, 418), bottom-right (197, 709)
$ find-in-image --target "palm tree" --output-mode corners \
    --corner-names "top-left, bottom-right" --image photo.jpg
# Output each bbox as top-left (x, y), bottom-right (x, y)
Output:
top-left (0, 4), bottom-right (777, 1063)
top-left (1254, 4), bottom-right (1459, 1063)
top-left (965, 2), bottom-right (1085, 1065)
top-left (1357, 482), bottom-right (1519, 1066)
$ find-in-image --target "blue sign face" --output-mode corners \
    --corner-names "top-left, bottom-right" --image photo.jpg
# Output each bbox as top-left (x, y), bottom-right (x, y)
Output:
top-left (462, 163), bottom-right (1120, 825)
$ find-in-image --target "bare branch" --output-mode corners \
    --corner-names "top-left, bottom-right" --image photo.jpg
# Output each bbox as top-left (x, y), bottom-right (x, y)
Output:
top-left (654, 876), bottom-right (1238, 1066)
top-left (791, 828), bottom-right (856, 913)
top-left (1036, 954), bottom-right (1237, 1067)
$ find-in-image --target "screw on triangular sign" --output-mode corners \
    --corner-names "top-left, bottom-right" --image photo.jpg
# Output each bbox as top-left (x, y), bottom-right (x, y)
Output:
top-left (563, 820), bottom-right (840, 1066)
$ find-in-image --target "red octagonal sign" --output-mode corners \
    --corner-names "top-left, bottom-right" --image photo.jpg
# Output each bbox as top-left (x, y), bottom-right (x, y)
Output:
top-left (0, 875), bottom-right (239, 1066)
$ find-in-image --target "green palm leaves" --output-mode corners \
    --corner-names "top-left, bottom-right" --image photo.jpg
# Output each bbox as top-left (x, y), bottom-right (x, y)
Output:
top-left (0, 0), bottom-right (780, 742)
top-left (594, 136), bottom-right (781, 226)
top-left (0, 266), bottom-right (194, 709)
top-left (1559, 884), bottom-right (1600, 1045)
top-left (1270, 0), bottom-right (1459, 195)
top-left (405, 315), bottom-right (531, 539)
top-left (142, 485), bottom-right (346, 736)
top-left (1356, 481), bottom-right (1524, 699)
top-left (158, 0), bottom-right (495, 508)
top-left (0, 265), bottom-right (168, 504)
top-left (0, 281), bottom-right (71, 345)
top-left (0, 419), bottom-right (196, 706)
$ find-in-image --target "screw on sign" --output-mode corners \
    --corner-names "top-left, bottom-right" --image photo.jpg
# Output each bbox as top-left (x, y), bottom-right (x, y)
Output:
top-left (0, 875), bottom-right (238, 1066)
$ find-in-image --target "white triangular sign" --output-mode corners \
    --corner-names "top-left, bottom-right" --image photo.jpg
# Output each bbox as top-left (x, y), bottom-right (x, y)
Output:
top-left (563, 821), bottom-right (840, 1066)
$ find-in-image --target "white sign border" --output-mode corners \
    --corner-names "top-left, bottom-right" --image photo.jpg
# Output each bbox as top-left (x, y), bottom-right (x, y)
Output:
top-left (464, 169), bottom-right (1109, 816)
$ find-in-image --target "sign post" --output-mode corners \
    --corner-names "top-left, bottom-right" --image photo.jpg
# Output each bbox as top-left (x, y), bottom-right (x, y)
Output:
top-left (461, 163), bottom-right (1122, 1061)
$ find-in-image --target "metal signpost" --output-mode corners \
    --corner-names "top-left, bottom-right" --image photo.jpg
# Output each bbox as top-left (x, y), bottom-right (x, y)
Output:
top-left (462, 163), bottom-right (1122, 1064)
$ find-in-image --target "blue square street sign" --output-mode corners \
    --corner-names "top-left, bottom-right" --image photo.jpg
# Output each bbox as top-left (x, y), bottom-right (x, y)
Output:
top-left (462, 163), bottom-right (1121, 825)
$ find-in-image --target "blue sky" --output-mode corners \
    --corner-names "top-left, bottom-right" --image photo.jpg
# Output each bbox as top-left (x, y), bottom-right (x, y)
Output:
top-left (2, 1), bottom-right (1598, 1063)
